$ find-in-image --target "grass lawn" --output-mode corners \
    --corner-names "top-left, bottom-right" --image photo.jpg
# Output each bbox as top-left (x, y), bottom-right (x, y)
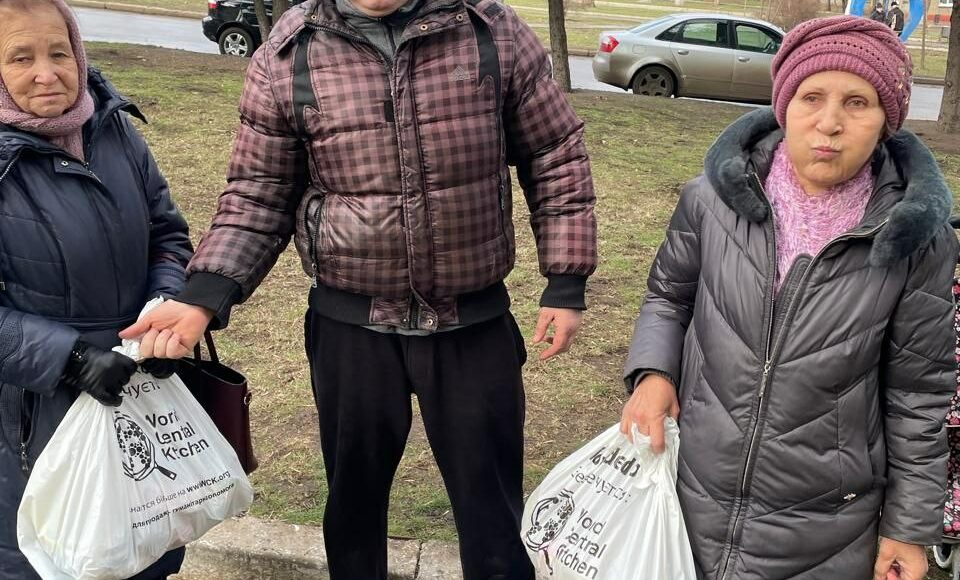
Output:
top-left (84, 42), bottom-right (960, 576)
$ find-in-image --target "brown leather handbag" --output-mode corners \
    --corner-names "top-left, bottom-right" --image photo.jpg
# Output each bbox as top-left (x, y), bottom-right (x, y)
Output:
top-left (178, 332), bottom-right (259, 475)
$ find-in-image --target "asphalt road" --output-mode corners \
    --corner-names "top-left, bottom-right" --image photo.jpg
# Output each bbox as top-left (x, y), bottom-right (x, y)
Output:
top-left (74, 6), bottom-right (944, 121)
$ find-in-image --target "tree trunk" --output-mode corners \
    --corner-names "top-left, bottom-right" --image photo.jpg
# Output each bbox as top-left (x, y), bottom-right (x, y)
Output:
top-left (548, 0), bottom-right (572, 93)
top-left (938, 2), bottom-right (960, 133)
top-left (254, 0), bottom-right (272, 41)
top-left (274, 0), bottom-right (291, 21)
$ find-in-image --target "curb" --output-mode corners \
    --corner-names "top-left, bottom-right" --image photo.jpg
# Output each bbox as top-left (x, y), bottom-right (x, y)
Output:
top-left (169, 517), bottom-right (465, 580)
top-left (66, 0), bottom-right (205, 19)
top-left (915, 76), bottom-right (946, 87)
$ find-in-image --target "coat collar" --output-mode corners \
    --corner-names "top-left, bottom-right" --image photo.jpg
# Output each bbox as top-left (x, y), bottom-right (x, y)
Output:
top-left (271, 0), bottom-right (464, 53)
top-left (703, 107), bottom-right (953, 267)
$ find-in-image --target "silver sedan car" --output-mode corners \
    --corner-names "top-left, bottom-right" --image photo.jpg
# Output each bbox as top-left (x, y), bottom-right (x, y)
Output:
top-left (592, 14), bottom-right (784, 103)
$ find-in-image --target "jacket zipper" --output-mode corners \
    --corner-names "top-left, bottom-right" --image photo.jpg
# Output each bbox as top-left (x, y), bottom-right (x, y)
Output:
top-left (497, 179), bottom-right (506, 235)
top-left (309, 22), bottom-right (436, 323)
top-left (309, 21), bottom-right (414, 289)
top-left (717, 172), bottom-right (778, 580)
top-left (19, 390), bottom-right (31, 472)
top-left (305, 195), bottom-right (325, 287)
top-left (717, 173), bottom-right (889, 580)
top-left (405, 48), bottom-right (439, 295)
top-left (0, 151), bottom-right (20, 186)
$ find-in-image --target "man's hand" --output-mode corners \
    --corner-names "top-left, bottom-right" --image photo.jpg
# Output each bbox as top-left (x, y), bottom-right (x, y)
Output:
top-left (873, 537), bottom-right (928, 580)
top-left (620, 374), bottom-right (679, 453)
top-left (532, 307), bottom-right (583, 361)
top-left (119, 300), bottom-right (215, 359)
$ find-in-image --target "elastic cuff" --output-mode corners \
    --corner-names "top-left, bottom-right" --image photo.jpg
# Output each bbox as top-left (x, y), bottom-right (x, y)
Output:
top-left (176, 272), bottom-right (242, 330)
top-left (539, 275), bottom-right (588, 310)
top-left (625, 369), bottom-right (677, 395)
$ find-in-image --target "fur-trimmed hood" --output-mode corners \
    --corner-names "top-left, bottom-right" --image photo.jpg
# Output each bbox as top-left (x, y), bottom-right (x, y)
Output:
top-left (703, 107), bottom-right (953, 267)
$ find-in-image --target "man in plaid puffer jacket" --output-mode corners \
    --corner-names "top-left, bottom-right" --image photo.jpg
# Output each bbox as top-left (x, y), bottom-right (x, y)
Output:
top-left (122, 0), bottom-right (596, 576)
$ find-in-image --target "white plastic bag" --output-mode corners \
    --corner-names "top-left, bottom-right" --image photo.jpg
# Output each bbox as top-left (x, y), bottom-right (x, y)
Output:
top-left (522, 419), bottom-right (695, 580)
top-left (17, 298), bottom-right (254, 580)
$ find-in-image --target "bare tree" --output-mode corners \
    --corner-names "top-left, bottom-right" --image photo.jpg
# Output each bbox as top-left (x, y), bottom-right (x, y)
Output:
top-left (253, 0), bottom-right (292, 40)
top-left (548, 0), bottom-right (572, 92)
top-left (938, 1), bottom-right (959, 133)
top-left (767, 0), bottom-right (821, 29)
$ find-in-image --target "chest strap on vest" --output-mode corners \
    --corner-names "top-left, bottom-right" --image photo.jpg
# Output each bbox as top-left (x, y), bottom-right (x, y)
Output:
top-left (293, 28), bottom-right (318, 138)
top-left (465, 0), bottom-right (501, 113)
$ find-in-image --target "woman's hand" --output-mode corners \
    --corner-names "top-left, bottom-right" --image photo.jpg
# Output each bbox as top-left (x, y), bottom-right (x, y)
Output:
top-left (620, 373), bottom-right (679, 454)
top-left (62, 342), bottom-right (137, 407)
top-left (119, 300), bottom-right (214, 359)
top-left (873, 537), bottom-right (928, 580)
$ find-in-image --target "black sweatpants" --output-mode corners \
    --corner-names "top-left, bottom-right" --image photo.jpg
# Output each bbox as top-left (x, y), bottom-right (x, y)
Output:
top-left (304, 310), bottom-right (535, 580)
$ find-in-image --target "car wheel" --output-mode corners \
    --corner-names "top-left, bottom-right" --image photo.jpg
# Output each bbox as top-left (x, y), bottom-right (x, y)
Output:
top-left (631, 66), bottom-right (675, 98)
top-left (218, 27), bottom-right (255, 58)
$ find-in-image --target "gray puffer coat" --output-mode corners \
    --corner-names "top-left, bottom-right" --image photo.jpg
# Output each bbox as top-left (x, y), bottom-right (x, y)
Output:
top-left (624, 108), bottom-right (958, 579)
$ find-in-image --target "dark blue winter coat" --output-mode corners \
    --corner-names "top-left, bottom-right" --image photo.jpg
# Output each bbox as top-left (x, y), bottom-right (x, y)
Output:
top-left (0, 69), bottom-right (192, 580)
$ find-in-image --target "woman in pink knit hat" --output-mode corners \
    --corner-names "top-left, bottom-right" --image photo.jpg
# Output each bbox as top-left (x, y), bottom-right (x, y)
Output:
top-left (0, 0), bottom-right (192, 578)
top-left (622, 15), bottom-right (956, 579)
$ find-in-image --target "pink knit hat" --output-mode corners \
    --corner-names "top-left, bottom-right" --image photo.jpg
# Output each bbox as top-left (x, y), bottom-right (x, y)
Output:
top-left (771, 15), bottom-right (912, 134)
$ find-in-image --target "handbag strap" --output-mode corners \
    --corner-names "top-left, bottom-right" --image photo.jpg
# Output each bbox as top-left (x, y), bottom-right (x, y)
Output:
top-left (192, 331), bottom-right (220, 364)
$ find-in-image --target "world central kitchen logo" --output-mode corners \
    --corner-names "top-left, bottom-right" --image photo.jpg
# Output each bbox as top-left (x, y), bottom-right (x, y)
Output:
top-left (113, 407), bottom-right (211, 483)
top-left (525, 490), bottom-right (576, 574)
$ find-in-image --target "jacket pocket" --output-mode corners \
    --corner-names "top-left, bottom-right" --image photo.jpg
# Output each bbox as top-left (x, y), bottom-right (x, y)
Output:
top-left (302, 193), bottom-right (326, 279)
top-left (0, 382), bottom-right (37, 472)
top-left (678, 324), bottom-right (703, 410)
top-left (837, 380), bottom-right (874, 502)
top-left (497, 175), bottom-right (506, 238)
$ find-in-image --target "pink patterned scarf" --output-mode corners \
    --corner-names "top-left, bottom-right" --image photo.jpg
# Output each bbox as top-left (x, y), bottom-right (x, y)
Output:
top-left (0, 0), bottom-right (94, 160)
top-left (765, 142), bottom-right (874, 293)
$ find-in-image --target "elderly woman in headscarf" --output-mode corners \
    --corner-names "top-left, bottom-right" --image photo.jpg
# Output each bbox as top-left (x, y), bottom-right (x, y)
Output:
top-left (622, 15), bottom-right (956, 580)
top-left (0, 0), bottom-right (192, 578)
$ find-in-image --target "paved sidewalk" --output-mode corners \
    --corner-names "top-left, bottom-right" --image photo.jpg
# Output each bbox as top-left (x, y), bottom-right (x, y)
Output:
top-left (170, 517), bottom-right (465, 580)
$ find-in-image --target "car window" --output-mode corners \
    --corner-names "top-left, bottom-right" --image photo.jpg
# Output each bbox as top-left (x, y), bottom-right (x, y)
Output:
top-left (631, 15), bottom-right (678, 34)
top-left (657, 22), bottom-right (683, 42)
top-left (676, 20), bottom-right (729, 47)
top-left (735, 23), bottom-right (781, 54)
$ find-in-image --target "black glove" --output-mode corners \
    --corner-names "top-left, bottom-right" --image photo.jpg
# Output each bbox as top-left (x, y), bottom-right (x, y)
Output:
top-left (140, 358), bottom-right (179, 379)
top-left (62, 341), bottom-right (137, 407)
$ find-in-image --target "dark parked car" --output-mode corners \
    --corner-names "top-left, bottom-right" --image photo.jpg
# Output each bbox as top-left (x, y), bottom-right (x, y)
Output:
top-left (203, 0), bottom-right (304, 57)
